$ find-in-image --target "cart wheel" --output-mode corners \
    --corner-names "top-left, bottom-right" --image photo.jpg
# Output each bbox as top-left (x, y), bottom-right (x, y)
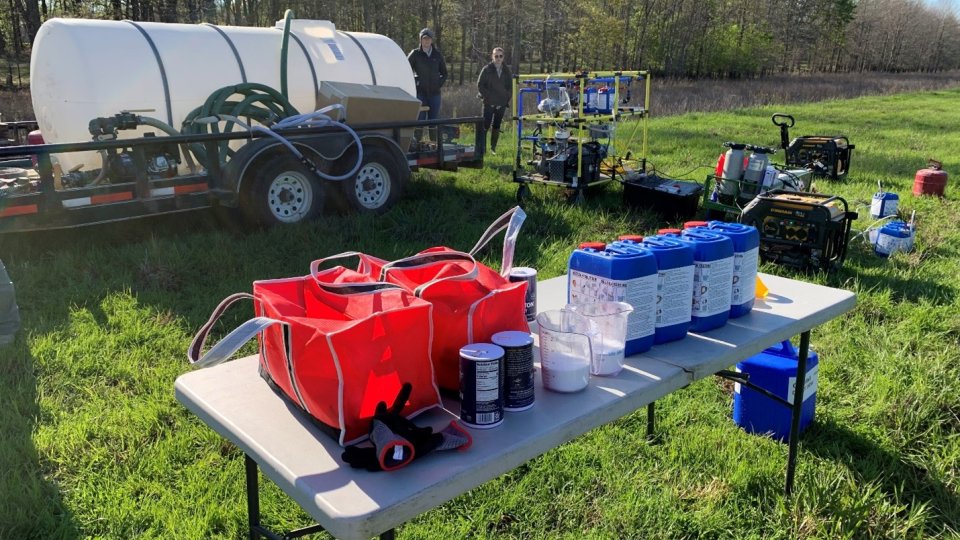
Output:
top-left (240, 153), bottom-right (325, 226)
top-left (516, 184), bottom-right (531, 205)
top-left (567, 189), bottom-right (586, 205)
top-left (336, 145), bottom-right (407, 215)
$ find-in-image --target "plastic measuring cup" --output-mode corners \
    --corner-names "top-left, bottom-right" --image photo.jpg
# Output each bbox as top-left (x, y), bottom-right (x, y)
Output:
top-left (566, 301), bottom-right (633, 376)
top-left (536, 309), bottom-right (594, 393)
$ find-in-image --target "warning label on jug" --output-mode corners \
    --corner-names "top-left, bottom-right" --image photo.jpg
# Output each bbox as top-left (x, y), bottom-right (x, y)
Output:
top-left (692, 256), bottom-right (734, 317)
top-left (731, 247), bottom-right (759, 305)
top-left (655, 265), bottom-right (694, 328)
top-left (787, 364), bottom-right (819, 405)
top-left (568, 270), bottom-right (657, 340)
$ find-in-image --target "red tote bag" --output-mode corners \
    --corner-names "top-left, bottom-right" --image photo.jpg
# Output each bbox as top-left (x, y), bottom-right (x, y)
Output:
top-left (377, 207), bottom-right (531, 391)
top-left (188, 253), bottom-right (442, 446)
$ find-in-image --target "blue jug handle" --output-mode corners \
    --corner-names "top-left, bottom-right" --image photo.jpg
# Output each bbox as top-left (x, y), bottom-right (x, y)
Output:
top-left (767, 340), bottom-right (795, 356)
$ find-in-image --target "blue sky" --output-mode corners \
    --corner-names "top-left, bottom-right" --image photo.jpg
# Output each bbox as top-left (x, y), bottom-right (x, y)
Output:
top-left (924, 0), bottom-right (959, 13)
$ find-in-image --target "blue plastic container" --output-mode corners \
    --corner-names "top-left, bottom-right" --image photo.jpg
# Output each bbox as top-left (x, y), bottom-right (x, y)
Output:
top-left (870, 191), bottom-right (899, 219)
top-left (639, 235), bottom-right (694, 344)
top-left (707, 221), bottom-right (760, 318)
top-left (676, 228), bottom-right (734, 332)
top-left (873, 220), bottom-right (914, 257)
top-left (733, 340), bottom-right (818, 442)
top-left (567, 244), bottom-right (658, 355)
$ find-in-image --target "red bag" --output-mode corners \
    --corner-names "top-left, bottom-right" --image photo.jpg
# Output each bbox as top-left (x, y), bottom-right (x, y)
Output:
top-left (377, 207), bottom-right (530, 391)
top-left (188, 253), bottom-right (442, 446)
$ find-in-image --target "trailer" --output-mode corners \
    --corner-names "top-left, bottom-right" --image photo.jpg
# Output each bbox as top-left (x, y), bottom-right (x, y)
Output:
top-left (0, 114), bottom-right (483, 232)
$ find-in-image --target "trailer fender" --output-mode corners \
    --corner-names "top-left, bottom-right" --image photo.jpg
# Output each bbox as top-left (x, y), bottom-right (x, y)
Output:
top-left (222, 136), bottom-right (345, 207)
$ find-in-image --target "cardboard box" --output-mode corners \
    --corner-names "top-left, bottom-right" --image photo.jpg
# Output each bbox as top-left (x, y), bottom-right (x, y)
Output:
top-left (315, 81), bottom-right (422, 152)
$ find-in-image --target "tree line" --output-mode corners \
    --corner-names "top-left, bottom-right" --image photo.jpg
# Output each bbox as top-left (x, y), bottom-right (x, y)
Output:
top-left (2, 0), bottom-right (958, 82)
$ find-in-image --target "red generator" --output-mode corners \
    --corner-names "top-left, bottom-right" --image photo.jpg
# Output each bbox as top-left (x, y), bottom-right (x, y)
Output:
top-left (914, 160), bottom-right (947, 197)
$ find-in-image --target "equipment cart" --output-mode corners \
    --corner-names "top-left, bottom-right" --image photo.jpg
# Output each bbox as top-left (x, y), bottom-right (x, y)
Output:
top-left (511, 70), bottom-right (650, 204)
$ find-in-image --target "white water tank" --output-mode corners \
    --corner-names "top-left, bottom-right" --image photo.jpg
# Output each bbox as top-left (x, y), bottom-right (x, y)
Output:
top-left (30, 18), bottom-right (417, 173)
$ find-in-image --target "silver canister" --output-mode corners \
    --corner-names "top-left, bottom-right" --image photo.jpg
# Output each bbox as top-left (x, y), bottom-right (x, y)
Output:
top-left (509, 267), bottom-right (538, 322)
top-left (491, 331), bottom-right (535, 411)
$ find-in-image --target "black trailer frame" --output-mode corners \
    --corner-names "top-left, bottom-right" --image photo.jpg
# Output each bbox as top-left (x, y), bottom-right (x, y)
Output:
top-left (0, 116), bottom-right (484, 232)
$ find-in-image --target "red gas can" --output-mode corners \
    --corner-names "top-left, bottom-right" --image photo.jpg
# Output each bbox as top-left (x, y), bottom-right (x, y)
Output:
top-left (27, 130), bottom-right (44, 168)
top-left (913, 160), bottom-right (947, 197)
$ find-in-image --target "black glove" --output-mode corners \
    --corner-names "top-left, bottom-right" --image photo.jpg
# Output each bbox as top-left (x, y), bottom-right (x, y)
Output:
top-left (341, 384), bottom-right (472, 472)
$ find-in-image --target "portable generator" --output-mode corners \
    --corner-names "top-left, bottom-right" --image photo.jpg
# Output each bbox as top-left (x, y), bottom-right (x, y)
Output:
top-left (773, 114), bottom-right (854, 180)
top-left (740, 190), bottom-right (857, 271)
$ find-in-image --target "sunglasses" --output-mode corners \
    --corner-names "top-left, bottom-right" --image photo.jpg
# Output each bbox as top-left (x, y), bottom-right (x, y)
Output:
top-left (494, 54), bottom-right (504, 58)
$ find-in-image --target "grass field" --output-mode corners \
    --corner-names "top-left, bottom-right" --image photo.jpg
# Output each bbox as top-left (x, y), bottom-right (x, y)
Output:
top-left (1, 88), bottom-right (959, 539)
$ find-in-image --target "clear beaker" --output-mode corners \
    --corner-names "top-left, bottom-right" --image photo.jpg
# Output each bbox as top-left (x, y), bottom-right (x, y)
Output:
top-left (536, 309), bottom-right (594, 393)
top-left (566, 301), bottom-right (633, 376)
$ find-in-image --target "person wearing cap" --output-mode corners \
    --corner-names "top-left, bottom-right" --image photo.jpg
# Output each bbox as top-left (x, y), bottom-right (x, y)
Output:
top-left (407, 28), bottom-right (448, 140)
top-left (476, 47), bottom-right (512, 155)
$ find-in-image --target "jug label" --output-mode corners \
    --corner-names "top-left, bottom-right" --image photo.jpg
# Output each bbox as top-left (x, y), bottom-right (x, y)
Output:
top-left (870, 195), bottom-right (898, 218)
top-left (655, 265), bottom-right (694, 327)
top-left (568, 270), bottom-right (656, 340)
top-left (787, 364), bottom-right (819, 405)
top-left (732, 247), bottom-right (759, 305)
top-left (693, 256), bottom-right (734, 317)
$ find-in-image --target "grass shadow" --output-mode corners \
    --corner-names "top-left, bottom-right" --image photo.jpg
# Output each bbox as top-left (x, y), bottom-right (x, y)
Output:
top-left (0, 341), bottom-right (80, 538)
top-left (802, 417), bottom-right (960, 531)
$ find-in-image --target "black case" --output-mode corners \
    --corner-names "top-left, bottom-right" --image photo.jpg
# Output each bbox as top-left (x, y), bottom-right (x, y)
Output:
top-left (622, 173), bottom-right (703, 219)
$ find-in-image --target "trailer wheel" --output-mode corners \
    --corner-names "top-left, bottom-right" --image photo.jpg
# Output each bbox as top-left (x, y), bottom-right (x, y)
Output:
top-left (241, 153), bottom-right (325, 226)
top-left (337, 146), bottom-right (406, 214)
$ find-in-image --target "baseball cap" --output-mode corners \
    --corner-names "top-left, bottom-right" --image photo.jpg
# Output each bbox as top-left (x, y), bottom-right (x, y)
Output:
top-left (419, 28), bottom-right (434, 39)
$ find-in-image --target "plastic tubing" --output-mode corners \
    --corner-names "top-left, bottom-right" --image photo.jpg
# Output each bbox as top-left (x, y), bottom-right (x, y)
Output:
top-left (280, 9), bottom-right (293, 101)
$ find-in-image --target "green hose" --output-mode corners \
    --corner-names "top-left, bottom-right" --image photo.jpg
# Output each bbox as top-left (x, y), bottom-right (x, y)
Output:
top-left (280, 9), bottom-right (294, 101)
top-left (181, 82), bottom-right (300, 168)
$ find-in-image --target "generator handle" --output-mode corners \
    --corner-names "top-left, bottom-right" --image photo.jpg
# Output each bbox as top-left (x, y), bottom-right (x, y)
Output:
top-left (771, 113), bottom-right (794, 151)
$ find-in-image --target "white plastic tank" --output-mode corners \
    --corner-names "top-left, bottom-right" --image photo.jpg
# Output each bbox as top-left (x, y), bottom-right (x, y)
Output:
top-left (30, 18), bottom-right (416, 173)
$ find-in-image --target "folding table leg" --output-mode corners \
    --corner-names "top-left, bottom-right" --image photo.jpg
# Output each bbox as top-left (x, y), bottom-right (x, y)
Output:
top-left (784, 330), bottom-right (811, 496)
top-left (646, 402), bottom-right (656, 440)
top-left (245, 454), bottom-right (264, 540)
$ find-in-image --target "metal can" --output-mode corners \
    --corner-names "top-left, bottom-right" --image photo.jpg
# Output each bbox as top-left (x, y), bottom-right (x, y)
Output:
top-left (509, 266), bottom-right (538, 322)
top-left (491, 331), bottom-right (535, 411)
top-left (459, 343), bottom-right (505, 429)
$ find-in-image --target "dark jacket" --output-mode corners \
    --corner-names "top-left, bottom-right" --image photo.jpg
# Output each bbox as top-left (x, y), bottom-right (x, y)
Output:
top-left (477, 62), bottom-right (513, 108)
top-left (408, 47), bottom-right (447, 96)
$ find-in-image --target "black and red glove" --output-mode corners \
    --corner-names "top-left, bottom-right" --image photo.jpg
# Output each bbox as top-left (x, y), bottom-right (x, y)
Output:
top-left (341, 383), bottom-right (471, 472)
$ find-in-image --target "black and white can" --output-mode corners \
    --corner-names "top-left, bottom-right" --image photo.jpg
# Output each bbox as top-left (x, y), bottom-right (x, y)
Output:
top-left (509, 267), bottom-right (538, 322)
top-left (491, 331), bottom-right (535, 411)
top-left (459, 343), bottom-right (505, 429)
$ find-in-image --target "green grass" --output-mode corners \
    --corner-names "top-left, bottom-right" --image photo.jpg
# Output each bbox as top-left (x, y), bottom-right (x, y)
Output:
top-left (2, 88), bottom-right (960, 539)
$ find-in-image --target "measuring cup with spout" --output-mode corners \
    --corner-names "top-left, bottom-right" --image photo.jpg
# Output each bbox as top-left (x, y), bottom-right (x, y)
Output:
top-left (566, 301), bottom-right (634, 376)
top-left (536, 309), bottom-right (595, 393)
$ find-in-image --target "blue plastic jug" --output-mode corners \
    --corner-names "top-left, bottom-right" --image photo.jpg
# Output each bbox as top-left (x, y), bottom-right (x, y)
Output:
top-left (676, 228), bottom-right (734, 332)
top-left (567, 244), bottom-right (658, 355)
top-left (706, 221), bottom-right (760, 318)
top-left (639, 235), bottom-right (694, 344)
top-left (733, 340), bottom-right (818, 441)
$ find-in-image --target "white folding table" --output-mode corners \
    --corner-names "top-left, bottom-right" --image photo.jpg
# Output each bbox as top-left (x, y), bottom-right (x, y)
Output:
top-left (175, 272), bottom-right (855, 539)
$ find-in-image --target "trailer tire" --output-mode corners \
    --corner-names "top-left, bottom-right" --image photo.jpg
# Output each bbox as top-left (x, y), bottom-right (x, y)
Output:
top-left (337, 145), bottom-right (406, 215)
top-left (240, 153), bottom-right (325, 226)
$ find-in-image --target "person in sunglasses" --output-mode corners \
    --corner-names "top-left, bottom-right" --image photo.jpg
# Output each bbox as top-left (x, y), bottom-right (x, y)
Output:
top-left (476, 47), bottom-right (513, 155)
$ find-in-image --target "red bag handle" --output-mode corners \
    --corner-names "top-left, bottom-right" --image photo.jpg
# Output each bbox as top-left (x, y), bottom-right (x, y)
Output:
top-left (310, 251), bottom-right (404, 295)
top-left (187, 292), bottom-right (284, 368)
top-left (379, 250), bottom-right (481, 296)
top-left (468, 206), bottom-right (526, 277)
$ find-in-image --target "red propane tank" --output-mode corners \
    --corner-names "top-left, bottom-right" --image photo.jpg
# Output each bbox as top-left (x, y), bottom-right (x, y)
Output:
top-left (913, 161), bottom-right (947, 197)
